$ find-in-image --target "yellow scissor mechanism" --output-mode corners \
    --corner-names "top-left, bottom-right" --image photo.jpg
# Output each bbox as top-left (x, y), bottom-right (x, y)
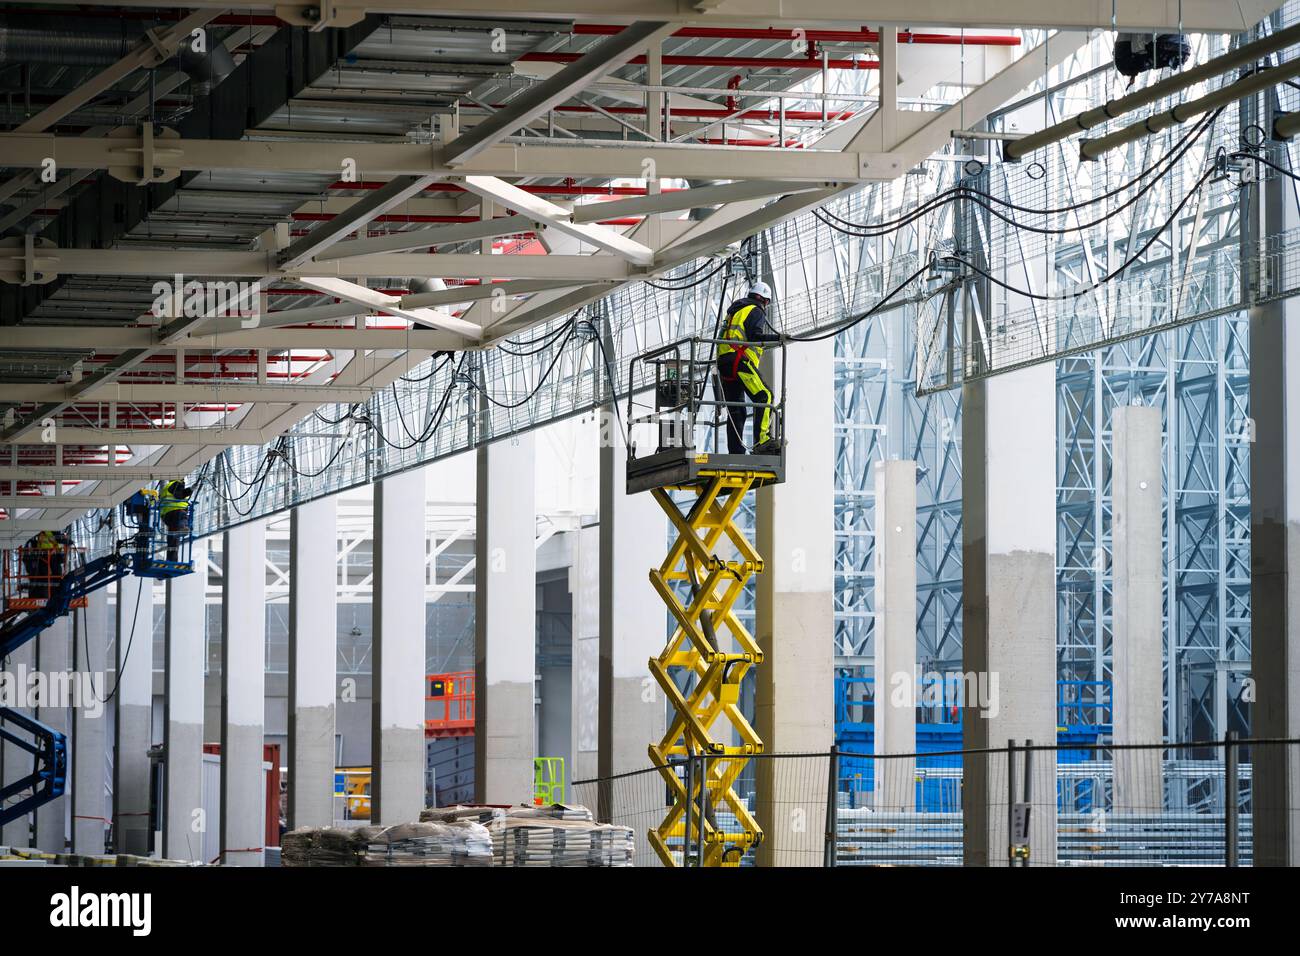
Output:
top-left (646, 470), bottom-right (771, 867)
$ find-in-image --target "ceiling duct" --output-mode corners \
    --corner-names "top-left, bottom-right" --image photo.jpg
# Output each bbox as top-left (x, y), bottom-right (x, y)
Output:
top-left (0, 14), bottom-right (140, 67)
top-left (179, 34), bottom-right (236, 96)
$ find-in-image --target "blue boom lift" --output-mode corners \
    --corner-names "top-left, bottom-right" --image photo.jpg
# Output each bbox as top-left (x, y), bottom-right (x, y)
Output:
top-left (0, 489), bottom-right (195, 829)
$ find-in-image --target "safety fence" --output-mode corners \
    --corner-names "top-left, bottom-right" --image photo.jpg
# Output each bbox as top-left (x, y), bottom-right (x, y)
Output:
top-left (571, 737), bottom-right (1299, 867)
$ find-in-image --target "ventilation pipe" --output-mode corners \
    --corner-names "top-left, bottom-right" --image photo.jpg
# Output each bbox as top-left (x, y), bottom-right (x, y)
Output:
top-left (1080, 59), bottom-right (1300, 160)
top-left (1005, 21), bottom-right (1300, 161)
top-left (0, 14), bottom-right (138, 66)
top-left (179, 34), bottom-right (236, 96)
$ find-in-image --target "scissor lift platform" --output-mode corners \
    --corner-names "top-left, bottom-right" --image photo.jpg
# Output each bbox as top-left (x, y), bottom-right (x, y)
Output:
top-left (626, 448), bottom-right (784, 495)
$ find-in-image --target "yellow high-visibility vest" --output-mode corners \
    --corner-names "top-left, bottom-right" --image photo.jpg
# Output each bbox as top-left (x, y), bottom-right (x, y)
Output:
top-left (717, 304), bottom-right (764, 366)
top-left (160, 480), bottom-right (190, 516)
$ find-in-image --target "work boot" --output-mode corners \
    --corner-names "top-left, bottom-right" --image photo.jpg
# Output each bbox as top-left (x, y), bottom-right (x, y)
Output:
top-left (751, 438), bottom-right (783, 456)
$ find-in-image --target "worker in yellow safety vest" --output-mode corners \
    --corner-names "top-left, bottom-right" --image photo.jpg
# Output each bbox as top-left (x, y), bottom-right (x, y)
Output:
top-left (715, 281), bottom-right (784, 455)
top-left (31, 529), bottom-right (68, 596)
top-left (158, 479), bottom-right (192, 561)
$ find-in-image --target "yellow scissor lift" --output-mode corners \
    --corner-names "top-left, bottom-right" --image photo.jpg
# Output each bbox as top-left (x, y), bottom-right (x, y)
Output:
top-left (626, 334), bottom-right (785, 867)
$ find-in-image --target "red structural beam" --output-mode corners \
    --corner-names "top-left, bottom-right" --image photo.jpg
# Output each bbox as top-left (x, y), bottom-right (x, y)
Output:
top-left (572, 24), bottom-right (1020, 45)
top-left (520, 51), bottom-right (879, 70)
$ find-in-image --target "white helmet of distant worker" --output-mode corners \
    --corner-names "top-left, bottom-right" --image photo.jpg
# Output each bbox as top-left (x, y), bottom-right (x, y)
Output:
top-left (748, 281), bottom-right (772, 302)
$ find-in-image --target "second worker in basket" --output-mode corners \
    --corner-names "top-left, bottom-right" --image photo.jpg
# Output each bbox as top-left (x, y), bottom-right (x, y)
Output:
top-left (716, 280), bottom-right (784, 456)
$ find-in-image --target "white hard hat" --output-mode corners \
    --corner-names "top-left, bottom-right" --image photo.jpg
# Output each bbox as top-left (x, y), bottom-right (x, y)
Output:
top-left (749, 281), bottom-right (772, 300)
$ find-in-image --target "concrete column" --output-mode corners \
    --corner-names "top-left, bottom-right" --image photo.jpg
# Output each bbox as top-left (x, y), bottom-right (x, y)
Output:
top-left (371, 472), bottom-right (426, 824)
top-left (598, 422), bottom-right (667, 792)
top-left (1, 638), bottom-right (35, 847)
top-left (288, 495), bottom-right (338, 829)
top-left (874, 459), bottom-right (917, 812)
top-left (962, 365), bottom-right (1058, 866)
top-left (1249, 167), bottom-right (1300, 867)
top-left (113, 574), bottom-right (154, 855)
top-left (220, 519), bottom-right (265, 866)
top-left (1111, 406), bottom-right (1164, 814)
top-left (754, 336), bottom-right (835, 866)
top-left (163, 538), bottom-right (206, 861)
top-left (474, 434), bottom-right (536, 805)
top-left (33, 617), bottom-right (71, 852)
top-left (571, 524), bottom-right (600, 785)
top-left (72, 587), bottom-right (108, 854)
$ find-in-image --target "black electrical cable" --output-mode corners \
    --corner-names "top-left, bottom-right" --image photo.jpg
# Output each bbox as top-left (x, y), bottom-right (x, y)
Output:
top-left (377, 354), bottom-right (466, 450)
top-left (313, 405), bottom-right (361, 425)
top-left (391, 357), bottom-right (454, 426)
top-left (399, 352), bottom-right (454, 382)
top-left (783, 263), bottom-right (934, 343)
top-left (593, 334), bottom-right (631, 447)
top-left (469, 324), bottom-right (578, 409)
top-left (943, 161), bottom-right (1218, 302)
top-left (276, 427), bottom-right (360, 478)
top-left (643, 257), bottom-right (731, 291)
top-left (95, 576), bottom-right (143, 704)
top-left (815, 105), bottom-right (1223, 235)
top-left (500, 310), bottom-right (584, 349)
top-left (496, 316), bottom-right (580, 357)
top-left (217, 448), bottom-right (276, 489)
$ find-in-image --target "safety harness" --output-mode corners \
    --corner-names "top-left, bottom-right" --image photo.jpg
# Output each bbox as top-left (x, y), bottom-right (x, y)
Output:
top-left (718, 303), bottom-right (762, 381)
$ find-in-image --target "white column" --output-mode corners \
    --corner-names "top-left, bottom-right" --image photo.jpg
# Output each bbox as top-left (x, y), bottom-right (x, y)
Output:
top-left (371, 472), bottom-right (427, 824)
top-left (598, 423), bottom-right (667, 788)
top-left (1249, 193), bottom-right (1300, 866)
top-left (1, 638), bottom-right (35, 847)
top-left (754, 336), bottom-right (836, 866)
top-left (34, 617), bottom-right (71, 852)
top-left (164, 538), bottom-right (207, 861)
top-left (288, 495), bottom-right (339, 829)
top-left (113, 574), bottom-right (154, 856)
top-left (220, 520), bottom-right (265, 866)
top-left (962, 365), bottom-right (1058, 866)
top-left (1111, 406), bottom-right (1164, 814)
top-left (874, 459), bottom-right (917, 812)
top-left (72, 587), bottom-right (108, 854)
top-left (570, 524), bottom-right (600, 785)
top-left (475, 434), bottom-right (537, 805)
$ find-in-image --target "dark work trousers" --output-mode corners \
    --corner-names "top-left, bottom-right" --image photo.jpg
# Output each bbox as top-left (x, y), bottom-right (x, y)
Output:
top-left (163, 510), bottom-right (190, 562)
top-left (716, 358), bottom-right (774, 454)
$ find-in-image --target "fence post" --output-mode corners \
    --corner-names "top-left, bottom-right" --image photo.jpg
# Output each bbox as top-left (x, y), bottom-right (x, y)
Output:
top-left (682, 755), bottom-right (695, 869)
top-left (824, 746), bottom-right (840, 868)
top-left (1022, 739), bottom-right (1033, 868)
top-left (1224, 731), bottom-right (1239, 868)
top-left (1006, 739), bottom-right (1017, 867)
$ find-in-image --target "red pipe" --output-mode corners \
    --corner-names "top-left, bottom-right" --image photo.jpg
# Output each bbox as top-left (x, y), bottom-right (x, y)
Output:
top-left (520, 51), bottom-right (878, 70)
top-left (538, 104), bottom-right (854, 121)
top-left (571, 24), bottom-right (1021, 46)
top-left (726, 74), bottom-right (742, 112)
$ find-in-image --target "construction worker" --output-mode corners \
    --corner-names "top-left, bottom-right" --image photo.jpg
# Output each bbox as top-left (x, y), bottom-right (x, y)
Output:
top-left (158, 478), bottom-right (192, 562)
top-left (715, 280), bottom-right (784, 456)
top-left (33, 529), bottom-right (63, 597)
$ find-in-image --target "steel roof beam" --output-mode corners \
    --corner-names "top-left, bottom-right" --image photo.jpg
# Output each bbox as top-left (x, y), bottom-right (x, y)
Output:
top-left (0, 134), bottom-right (888, 182)
top-left (276, 174), bottom-right (444, 269)
top-left (437, 20), bottom-right (677, 166)
top-left (11, 0), bottom-right (1279, 31)
top-left (457, 175), bottom-right (655, 264)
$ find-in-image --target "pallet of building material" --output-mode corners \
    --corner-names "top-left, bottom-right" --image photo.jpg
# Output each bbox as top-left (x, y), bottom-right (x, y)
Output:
top-left (282, 826), bottom-right (366, 867)
top-left (419, 805), bottom-right (506, 826)
top-left (492, 814), bottom-right (634, 867)
top-left (354, 821), bottom-right (492, 867)
top-left (504, 803), bottom-right (595, 822)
